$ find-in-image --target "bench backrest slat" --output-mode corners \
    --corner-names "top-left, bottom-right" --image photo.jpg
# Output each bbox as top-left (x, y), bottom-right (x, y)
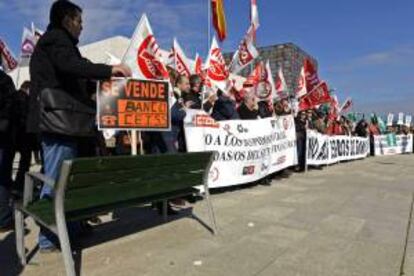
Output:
top-left (59, 152), bottom-right (213, 213)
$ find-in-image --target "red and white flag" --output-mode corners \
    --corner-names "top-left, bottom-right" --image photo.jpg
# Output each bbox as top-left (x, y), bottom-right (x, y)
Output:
top-left (172, 38), bottom-right (191, 78)
top-left (295, 66), bottom-right (307, 98)
top-left (122, 14), bottom-right (169, 80)
top-left (21, 27), bottom-right (36, 58)
top-left (229, 25), bottom-right (258, 74)
top-left (339, 97), bottom-right (352, 113)
top-left (244, 60), bottom-right (276, 102)
top-left (205, 37), bottom-right (230, 92)
top-left (0, 38), bottom-right (18, 72)
top-left (250, 0), bottom-right (260, 29)
top-left (275, 67), bottom-right (288, 95)
top-left (298, 81), bottom-right (331, 111)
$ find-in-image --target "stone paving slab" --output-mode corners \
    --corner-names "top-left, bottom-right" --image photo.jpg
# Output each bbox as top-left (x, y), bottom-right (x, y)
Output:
top-left (1, 154), bottom-right (413, 276)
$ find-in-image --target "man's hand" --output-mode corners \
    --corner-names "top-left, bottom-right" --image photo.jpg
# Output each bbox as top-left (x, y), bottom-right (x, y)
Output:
top-left (185, 100), bottom-right (195, 108)
top-left (111, 64), bottom-right (132, 77)
top-left (208, 93), bottom-right (218, 104)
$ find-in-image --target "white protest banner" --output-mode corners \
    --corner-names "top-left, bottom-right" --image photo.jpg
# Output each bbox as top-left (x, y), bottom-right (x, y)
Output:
top-left (184, 112), bottom-right (297, 188)
top-left (373, 134), bottom-right (413, 156)
top-left (306, 130), bottom-right (370, 166)
top-left (397, 112), bottom-right (404, 125)
top-left (386, 113), bottom-right (394, 127)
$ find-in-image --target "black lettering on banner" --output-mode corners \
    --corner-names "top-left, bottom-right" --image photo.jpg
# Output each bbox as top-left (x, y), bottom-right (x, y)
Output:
top-left (307, 137), bottom-right (319, 159)
top-left (205, 134), bottom-right (213, 145)
top-left (318, 140), bottom-right (329, 160)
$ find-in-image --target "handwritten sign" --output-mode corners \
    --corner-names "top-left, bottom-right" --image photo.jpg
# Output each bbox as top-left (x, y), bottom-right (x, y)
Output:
top-left (97, 78), bottom-right (170, 130)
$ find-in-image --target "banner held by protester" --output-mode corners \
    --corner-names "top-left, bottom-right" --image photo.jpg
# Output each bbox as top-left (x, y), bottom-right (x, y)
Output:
top-left (185, 111), bottom-right (297, 188)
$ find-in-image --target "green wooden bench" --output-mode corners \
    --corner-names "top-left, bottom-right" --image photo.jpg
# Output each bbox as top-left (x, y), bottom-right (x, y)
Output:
top-left (14, 152), bottom-right (217, 276)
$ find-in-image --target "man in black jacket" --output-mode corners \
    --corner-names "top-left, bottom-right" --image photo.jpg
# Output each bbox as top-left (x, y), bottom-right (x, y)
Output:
top-left (238, 92), bottom-right (258, 120)
top-left (0, 70), bottom-right (15, 232)
top-left (28, 0), bottom-right (131, 250)
top-left (295, 111), bottom-right (308, 172)
top-left (211, 90), bottom-right (239, 121)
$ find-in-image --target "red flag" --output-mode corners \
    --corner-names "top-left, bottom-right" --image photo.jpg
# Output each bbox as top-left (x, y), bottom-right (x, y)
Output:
top-left (194, 54), bottom-right (203, 75)
top-left (299, 81), bottom-right (331, 110)
top-left (304, 58), bottom-right (320, 92)
top-left (211, 0), bottom-right (227, 42)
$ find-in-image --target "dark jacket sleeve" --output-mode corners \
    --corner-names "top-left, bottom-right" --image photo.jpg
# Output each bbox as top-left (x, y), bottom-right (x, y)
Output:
top-left (48, 32), bottom-right (112, 79)
top-left (171, 102), bottom-right (187, 125)
top-left (0, 72), bottom-right (16, 132)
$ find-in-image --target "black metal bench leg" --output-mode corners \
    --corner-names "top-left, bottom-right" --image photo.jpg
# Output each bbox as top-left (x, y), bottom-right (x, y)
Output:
top-left (14, 209), bottom-right (26, 265)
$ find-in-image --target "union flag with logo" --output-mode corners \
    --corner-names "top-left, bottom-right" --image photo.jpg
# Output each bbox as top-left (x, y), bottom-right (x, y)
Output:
top-left (205, 37), bottom-right (230, 92)
top-left (122, 14), bottom-right (169, 80)
top-left (229, 25), bottom-right (258, 74)
top-left (172, 38), bottom-right (191, 78)
top-left (298, 81), bottom-right (331, 110)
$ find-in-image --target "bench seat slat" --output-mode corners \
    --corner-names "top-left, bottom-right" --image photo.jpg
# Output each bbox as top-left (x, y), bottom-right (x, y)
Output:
top-left (68, 163), bottom-right (205, 189)
top-left (25, 187), bottom-right (199, 225)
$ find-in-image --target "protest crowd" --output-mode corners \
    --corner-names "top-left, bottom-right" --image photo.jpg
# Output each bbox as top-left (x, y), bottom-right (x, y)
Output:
top-left (0, 0), bottom-right (413, 275)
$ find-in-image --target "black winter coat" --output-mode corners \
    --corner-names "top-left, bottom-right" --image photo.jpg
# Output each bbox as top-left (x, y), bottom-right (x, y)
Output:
top-left (211, 95), bottom-right (239, 121)
top-left (27, 27), bottom-right (112, 135)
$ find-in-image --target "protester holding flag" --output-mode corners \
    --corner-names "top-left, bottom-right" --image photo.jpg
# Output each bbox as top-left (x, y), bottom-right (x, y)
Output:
top-left (0, 70), bottom-right (15, 232)
top-left (183, 74), bottom-right (203, 109)
top-left (28, 0), bottom-right (131, 252)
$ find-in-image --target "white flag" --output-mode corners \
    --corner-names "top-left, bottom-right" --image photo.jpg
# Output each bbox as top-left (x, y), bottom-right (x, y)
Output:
top-left (251, 0), bottom-right (260, 29)
top-left (20, 27), bottom-right (37, 66)
top-left (172, 38), bottom-right (192, 78)
top-left (229, 26), bottom-right (258, 74)
top-left (295, 66), bottom-right (307, 98)
top-left (265, 60), bottom-right (278, 101)
top-left (205, 37), bottom-right (230, 92)
top-left (105, 52), bottom-right (121, 66)
top-left (122, 14), bottom-right (168, 80)
top-left (397, 112), bottom-right (404, 125)
top-left (31, 22), bottom-right (44, 42)
top-left (405, 115), bottom-right (412, 127)
top-left (387, 113), bottom-right (394, 126)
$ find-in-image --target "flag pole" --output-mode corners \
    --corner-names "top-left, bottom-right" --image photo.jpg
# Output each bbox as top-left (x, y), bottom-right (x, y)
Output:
top-left (203, 0), bottom-right (211, 108)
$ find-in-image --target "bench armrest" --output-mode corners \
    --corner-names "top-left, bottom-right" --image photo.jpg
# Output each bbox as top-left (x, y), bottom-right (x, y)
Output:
top-left (23, 172), bottom-right (56, 206)
top-left (27, 172), bottom-right (56, 188)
